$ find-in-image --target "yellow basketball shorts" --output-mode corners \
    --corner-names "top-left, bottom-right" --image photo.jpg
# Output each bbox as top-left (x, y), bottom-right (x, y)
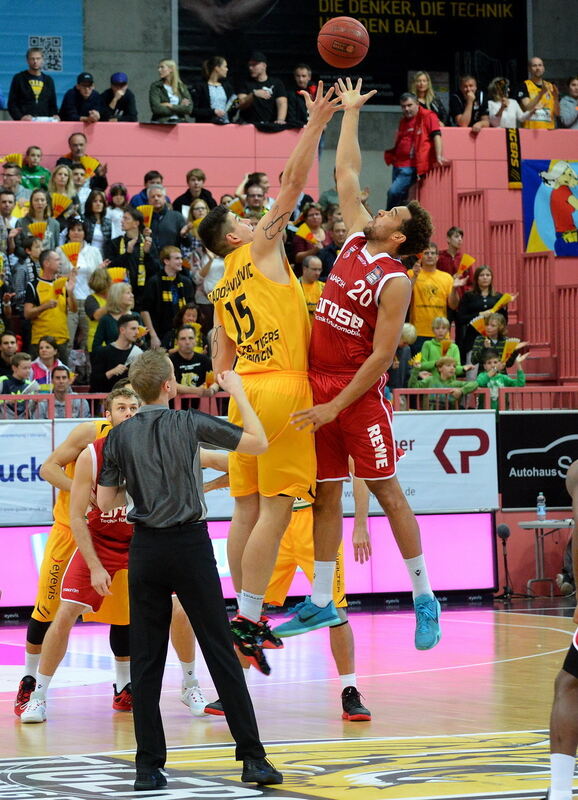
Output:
top-left (265, 506), bottom-right (347, 608)
top-left (228, 371), bottom-right (316, 501)
top-left (31, 521), bottom-right (129, 625)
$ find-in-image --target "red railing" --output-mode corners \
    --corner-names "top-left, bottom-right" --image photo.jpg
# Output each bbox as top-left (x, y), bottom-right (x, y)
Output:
top-left (457, 191), bottom-right (488, 265)
top-left (489, 219), bottom-right (523, 323)
top-left (417, 162), bottom-right (455, 240)
top-left (519, 251), bottom-right (555, 350)
top-left (392, 387), bottom-right (491, 411)
top-left (556, 285), bottom-right (578, 383)
top-left (0, 394), bottom-right (55, 420)
top-left (497, 385), bottom-right (578, 410)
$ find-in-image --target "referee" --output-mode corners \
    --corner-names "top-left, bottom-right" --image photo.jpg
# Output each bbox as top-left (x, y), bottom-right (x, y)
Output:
top-left (97, 349), bottom-right (282, 790)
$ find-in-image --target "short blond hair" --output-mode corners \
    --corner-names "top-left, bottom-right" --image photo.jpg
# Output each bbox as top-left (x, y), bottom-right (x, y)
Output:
top-left (401, 323), bottom-right (417, 345)
top-left (105, 386), bottom-right (139, 412)
top-left (436, 356), bottom-right (456, 369)
top-left (128, 350), bottom-right (172, 402)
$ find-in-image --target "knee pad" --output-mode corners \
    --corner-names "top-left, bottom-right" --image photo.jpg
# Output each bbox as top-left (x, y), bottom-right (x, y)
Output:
top-left (27, 618), bottom-right (51, 646)
top-left (109, 624), bottom-right (130, 658)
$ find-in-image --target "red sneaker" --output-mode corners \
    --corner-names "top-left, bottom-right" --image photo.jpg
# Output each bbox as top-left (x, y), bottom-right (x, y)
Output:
top-left (112, 682), bottom-right (133, 711)
top-left (14, 675), bottom-right (36, 717)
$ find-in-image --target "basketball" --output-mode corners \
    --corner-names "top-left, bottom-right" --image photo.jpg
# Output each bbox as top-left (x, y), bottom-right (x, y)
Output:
top-left (317, 16), bottom-right (370, 69)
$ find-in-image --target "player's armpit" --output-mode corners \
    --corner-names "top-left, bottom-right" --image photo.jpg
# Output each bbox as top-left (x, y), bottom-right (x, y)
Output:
top-left (39, 420), bottom-right (97, 490)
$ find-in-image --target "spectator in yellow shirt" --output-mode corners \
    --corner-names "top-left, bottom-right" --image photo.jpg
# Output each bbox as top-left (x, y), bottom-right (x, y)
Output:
top-left (299, 255), bottom-right (324, 321)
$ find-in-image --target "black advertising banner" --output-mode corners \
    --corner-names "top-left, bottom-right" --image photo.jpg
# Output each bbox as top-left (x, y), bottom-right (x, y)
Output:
top-left (499, 412), bottom-right (578, 510)
top-left (178, 1), bottom-right (527, 103)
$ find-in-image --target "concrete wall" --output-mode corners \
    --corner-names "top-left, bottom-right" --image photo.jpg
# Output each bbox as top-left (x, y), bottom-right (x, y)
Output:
top-left (84, 0), bottom-right (172, 125)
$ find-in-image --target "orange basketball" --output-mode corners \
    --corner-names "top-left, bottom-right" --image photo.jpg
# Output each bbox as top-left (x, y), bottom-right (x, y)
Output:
top-left (317, 16), bottom-right (370, 69)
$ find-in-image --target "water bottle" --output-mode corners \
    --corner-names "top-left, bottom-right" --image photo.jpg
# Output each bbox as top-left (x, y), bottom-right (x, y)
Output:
top-left (536, 492), bottom-right (547, 521)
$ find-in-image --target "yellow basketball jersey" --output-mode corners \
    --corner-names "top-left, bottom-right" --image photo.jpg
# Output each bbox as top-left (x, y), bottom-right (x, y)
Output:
top-left (52, 420), bottom-right (112, 525)
top-left (522, 80), bottom-right (556, 129)
top-left (299, 279), bottom-right (324, 321)
top-left (208, 242), bottom-right (310, 374)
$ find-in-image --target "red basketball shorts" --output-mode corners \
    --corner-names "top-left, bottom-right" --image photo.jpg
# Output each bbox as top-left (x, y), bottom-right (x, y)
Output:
top-left (60, 542), bottom-right (129, 613)
top-left (310, 370), bottom-right (401, 482)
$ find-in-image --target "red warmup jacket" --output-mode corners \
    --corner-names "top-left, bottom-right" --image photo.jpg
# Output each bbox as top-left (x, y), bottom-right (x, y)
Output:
top-left (384, 106), bottom-right (440, 176)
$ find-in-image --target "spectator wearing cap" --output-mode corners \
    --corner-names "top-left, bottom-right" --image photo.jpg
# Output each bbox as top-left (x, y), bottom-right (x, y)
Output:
top-left (8, 47), bottom-right (59, 121)
top-left (59, 73), bottom-right (101, 123)
top-left (100, 72), bottom-right (138, 122)
top-left (237, 51), bottom-right (287, 128)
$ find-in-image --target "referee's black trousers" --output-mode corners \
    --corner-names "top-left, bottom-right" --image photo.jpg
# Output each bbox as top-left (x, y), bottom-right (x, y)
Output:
top-left (128, 523), bottom-right (266, 773)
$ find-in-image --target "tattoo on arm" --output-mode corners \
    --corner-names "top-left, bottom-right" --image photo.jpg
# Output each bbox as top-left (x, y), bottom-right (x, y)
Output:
top-left (211, 325), bottom-right (220, 357)
top-left (263, 211), bottom-right (290, 240)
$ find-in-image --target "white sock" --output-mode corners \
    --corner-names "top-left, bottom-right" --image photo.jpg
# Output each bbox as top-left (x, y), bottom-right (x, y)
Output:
top-left (404, 555), bottom-right (433, 599)
top-left (34, 672), bottom-right (52, 700)
top-left (340, 673), bottom-right (357, 690)
top-left (550, 752), bottom-right (576, 800)
top-left (115, 660), bottom-right (131, 689)
top-left (311, 561), bottom-right (335, 608)
top-left (239, 590), bottom-right (264, 623)
top-left (24, 652), bottom-right (41, 678)
top-left (180, 660), bottom-right (196, 688)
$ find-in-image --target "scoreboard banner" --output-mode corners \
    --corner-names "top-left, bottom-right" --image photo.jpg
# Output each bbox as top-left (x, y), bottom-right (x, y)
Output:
top-left (178, 0), bottom-right (527, 104)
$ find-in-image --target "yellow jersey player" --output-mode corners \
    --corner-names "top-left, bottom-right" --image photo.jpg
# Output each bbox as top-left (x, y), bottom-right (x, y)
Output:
top-left (199, 83), bottom-right (342, 675)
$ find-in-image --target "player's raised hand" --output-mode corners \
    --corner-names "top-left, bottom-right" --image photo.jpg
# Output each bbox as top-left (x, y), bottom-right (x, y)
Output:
top-left (301, 80), bottom-right (342, 126)
top-left (334, 77), bottom-right (377, 110)
top-left (291, 400), bottom-right (338, 432)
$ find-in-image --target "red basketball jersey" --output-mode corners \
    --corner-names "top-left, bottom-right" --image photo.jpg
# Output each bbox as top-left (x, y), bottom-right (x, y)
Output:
top-left (309, 232), bottom-right (409, 374)
top-left (87, 437), bottom-right (133, 550)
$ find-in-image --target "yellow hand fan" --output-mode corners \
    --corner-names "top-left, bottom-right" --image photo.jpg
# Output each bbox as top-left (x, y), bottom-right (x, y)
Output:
top-left (107, 267), bottom-right (127, 283)
top-left (53, 276), bottom-right (68, 294)
top-left (500, 338), bottom-right (520, 363)
top-left (28, 221), bottom-right (47, 239)
top-left (295, 222), bottom-right (315, 243)
top-left (205, 371), bottom-right (215, 387)
top-left (61, 241), bottom-right (82, 267)
top-left (79, 155), bottom-right (99, 178)
top-left (409, 352), bottom-right (422, 366)
top-left (228, 198), bottom-right (244, 216)
top-left (137, 205), bottom-right (153, 228)
top-left (457, 253), bottom-right (476, 275)
top-left (490, 293), bottom-right (513, 313)
top-left (2, 153), bottom-right (23, 167)
top-left (470, 315), bottom-right (487, 336)
top-left (441, 339), bottom-right (451, 355)
top-left (51, 193), bottom-right (72, 218)
top-left (137, 325), bottom-right (148, 339)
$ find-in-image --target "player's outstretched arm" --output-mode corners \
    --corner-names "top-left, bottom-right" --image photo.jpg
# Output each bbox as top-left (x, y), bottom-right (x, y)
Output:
top-left (292, 276), bottom-right (411, 431)
top-left (39, 421), bottom-right (98, 492)
top-left (70, 448), bottom-right (112, 597)
top-left (334, 77), bottom-right (376, 234)
top-left (252, 81), bottom-right (342, 273)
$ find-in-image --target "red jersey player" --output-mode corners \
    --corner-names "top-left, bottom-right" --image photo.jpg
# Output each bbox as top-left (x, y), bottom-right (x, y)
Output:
top-left (275, 78), bottom-right (442, 650)
top-left (21, 387), bottom-right (140, 723)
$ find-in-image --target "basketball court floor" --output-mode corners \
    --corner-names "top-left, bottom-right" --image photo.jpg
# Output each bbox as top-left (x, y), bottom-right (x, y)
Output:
top-left (0, 601), bottom-right (573, 799)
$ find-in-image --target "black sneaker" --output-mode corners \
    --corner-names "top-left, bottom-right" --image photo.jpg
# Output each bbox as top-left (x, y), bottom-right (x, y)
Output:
top-left (14, 675), bottom-right (36, 717)
top-left (204, 698), bottom-right (225, 716)
top-left (134, 769), bottom-right (167, 791)
top-left (341, 686), bottom-right (371, 721)
top-left (230, 616), bottom-right (271, 675)
top-left (259, 616), bottom-right (284, 650)
top-left (241, 757), bottom-right (283, 785)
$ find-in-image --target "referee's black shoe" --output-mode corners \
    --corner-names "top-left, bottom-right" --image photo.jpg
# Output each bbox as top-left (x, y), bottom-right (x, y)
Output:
top-left (134, 769), bottom-right (167, 790)
top-left (241, 757), bottom-right (283, 785)
top-left (230, 616), bottom-right (271, 675)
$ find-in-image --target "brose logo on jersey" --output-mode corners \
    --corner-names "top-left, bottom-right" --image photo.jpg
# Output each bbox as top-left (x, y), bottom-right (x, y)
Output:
top-left (315, 297), bottom-right (364, 332)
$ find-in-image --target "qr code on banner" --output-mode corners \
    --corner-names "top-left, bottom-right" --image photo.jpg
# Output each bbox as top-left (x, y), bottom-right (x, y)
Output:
top-left (29, 36), bottom-right (63, 71)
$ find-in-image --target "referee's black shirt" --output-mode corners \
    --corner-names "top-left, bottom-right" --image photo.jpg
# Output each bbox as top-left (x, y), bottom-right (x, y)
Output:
top-left (99, 404), bottom-right (242, 528)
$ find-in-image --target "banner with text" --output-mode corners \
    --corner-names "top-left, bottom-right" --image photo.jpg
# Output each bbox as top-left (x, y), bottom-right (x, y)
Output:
top-left (499, 411), bottom-right (578, 510)
top-left (179, 0), bottom-right (527, 104)
top-left (0, 421), bottom-right (52, 525)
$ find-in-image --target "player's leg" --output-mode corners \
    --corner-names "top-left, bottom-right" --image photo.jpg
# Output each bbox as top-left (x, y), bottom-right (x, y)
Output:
top-left (15, 523), bottom-right (76, 716)
top-left (109, 624), bottom-right (132, 711)
top-left (227, 493), bottom-right (260, 593)
top-left (170, 595), bottom-right (206, 715)
top-left (20, 600), bottom-right (86, 723)
top-left (547, 461), bottom-right (578, 800)
top-left (274, 481), bottom-right (343, 637)
top-left (330, 618), bottom-right (371, 722)
top-left (369, 476), bottom-right (441, 650)
top-left (231, 494), bottom-right (294, 673)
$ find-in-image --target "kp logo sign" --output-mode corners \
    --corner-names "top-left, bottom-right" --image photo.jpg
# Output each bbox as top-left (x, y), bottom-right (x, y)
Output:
top-left (434, 429), bottom-right (490, 474)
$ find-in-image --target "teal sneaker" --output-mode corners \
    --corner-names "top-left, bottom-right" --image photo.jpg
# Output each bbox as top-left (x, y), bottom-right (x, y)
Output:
top-left (414, 594), bottom-right (441, 650)
top-left (272, 597), bottom-right (340, 638)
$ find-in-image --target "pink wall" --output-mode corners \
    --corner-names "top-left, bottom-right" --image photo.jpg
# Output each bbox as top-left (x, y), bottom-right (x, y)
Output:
top-left (0, 121), bottom-right (318, 203)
